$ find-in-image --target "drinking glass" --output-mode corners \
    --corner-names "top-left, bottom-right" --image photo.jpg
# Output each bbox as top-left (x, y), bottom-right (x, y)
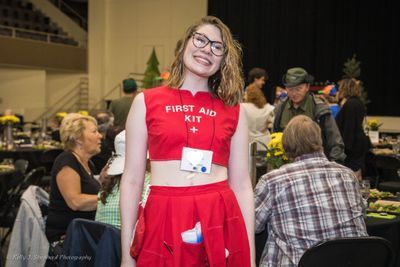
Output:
top-left (359, 180), bottom-right (370, 217)
top-left (393, 135), bottom-right (400, 155)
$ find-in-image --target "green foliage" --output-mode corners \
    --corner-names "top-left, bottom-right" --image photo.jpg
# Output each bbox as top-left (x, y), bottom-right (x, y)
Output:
top-left (142, 48), bottom-right (161, 89)
top-left (342, 54), bottom-right (370, 108)
top-left (342, 54), bottom-right (361, 79)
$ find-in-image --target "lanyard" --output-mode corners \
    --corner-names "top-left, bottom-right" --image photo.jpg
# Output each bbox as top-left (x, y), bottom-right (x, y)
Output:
top-left (177, 89), bottom-right (215, 150)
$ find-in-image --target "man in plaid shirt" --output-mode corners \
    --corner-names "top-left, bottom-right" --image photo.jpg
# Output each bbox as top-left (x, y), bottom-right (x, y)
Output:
top-left (255, 115), bottom-right (367, 267)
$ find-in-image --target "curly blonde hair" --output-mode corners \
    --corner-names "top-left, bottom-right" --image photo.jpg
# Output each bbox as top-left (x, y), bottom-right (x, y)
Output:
top-left (167, 16), bottom-right (244, 106)
top-left (60, 113), bottom-right (97, 151)
top-left (245, 84), bottom-right (267, 108)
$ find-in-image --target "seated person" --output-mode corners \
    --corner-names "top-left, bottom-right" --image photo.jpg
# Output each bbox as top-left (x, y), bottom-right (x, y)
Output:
top-left (49, 112), bottom-right (67, 142)
top-left (45, 113), bottom-right (103, 262)
top-left (255, 115), bottom-right (368, 267)
top-left (273, 86), bottom-right (287, 105)
top-left (95, 130), bottom-right (151, 229)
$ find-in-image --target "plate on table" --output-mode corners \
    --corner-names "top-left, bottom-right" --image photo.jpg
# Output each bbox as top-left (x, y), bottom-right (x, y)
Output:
top-left (0, 164), bottom-right (15, 172)
top-left (369, 189), bottom-right (396, 199)
top-left (369, 200), bottom-right (400, 215)
top-left (372, 148), bottom-right (394, 156)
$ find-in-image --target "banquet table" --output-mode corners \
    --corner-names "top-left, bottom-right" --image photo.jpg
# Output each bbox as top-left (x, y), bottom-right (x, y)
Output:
top-left (255, 215), bottom-right (400, 266)
top-left (0, 146), bottom-right (62, 171)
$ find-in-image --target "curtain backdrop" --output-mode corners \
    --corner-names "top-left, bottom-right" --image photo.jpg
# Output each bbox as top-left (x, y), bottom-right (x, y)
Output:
top-left (208, 0), bottom-right (399, 116)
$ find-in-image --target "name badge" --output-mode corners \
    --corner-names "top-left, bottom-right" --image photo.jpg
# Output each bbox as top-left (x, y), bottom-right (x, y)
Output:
top-left (180, 147), bottom-right (213, 174)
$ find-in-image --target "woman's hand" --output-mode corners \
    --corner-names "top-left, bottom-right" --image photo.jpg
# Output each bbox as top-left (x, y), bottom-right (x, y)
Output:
top-left (98, 165), bottom-right (109, 184)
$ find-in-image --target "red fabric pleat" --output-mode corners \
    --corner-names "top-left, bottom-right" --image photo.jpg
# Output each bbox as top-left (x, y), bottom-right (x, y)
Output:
top-left (133, 180), bottom-right (251, 267)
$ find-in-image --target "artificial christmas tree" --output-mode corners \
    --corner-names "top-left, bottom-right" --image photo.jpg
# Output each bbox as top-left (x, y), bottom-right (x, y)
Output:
top-left (142, 48), bottom-right (161, 89)
top-left (342, 54), bottom-right (370, 108)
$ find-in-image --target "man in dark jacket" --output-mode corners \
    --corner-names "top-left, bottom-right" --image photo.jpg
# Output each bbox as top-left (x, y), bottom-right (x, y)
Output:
top-left (109, 78), bottom-right (138, 127)
top-left (273, 67), bottom-right (346, 163)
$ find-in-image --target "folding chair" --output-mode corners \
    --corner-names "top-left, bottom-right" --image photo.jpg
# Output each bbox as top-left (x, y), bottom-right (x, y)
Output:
top-left (298, 236), bottom-right (394, 267)
top-left (13, 158), bottom-right (29, 175)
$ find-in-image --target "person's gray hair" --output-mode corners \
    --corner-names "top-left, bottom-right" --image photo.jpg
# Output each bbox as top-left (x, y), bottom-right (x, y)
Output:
top-left (282, 115), bottom-right (323, 159)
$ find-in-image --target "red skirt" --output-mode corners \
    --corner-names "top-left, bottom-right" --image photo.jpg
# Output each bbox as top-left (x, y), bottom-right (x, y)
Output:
top-left (132, 180), bottom-right (251, 267)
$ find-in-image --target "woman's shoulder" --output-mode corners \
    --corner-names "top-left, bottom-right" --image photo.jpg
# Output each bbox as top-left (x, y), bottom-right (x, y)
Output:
top-left (344, 96), bottom-right (364, 110)
top-left (53, 151), bottom-right (79, 171)
top-left (54, 151), bottom-right (74, 163)
top-left (142, 85), bottom-right (172, 97)
top-left (263, 103), bottom-right (275, 112)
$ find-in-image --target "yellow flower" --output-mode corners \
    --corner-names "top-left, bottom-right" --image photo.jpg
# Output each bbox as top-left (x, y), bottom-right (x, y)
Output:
top-left (56, 112), bottom-right (68, 119)
top-left (266, 132), bottom-right (290, 169)
top-left (367, 119), bottom-right (383, 131)
top-left (78, 110), bottom-right (89, 116)
top-left (0, 115), bottom-right (20, 124)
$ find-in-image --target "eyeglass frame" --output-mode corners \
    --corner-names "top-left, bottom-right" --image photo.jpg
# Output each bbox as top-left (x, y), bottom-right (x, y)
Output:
top-left (191, 32), bottom-right (226, 57)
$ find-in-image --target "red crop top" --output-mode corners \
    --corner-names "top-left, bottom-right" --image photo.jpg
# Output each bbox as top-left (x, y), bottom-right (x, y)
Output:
top-left (144, 86), bottom-right (240, 167)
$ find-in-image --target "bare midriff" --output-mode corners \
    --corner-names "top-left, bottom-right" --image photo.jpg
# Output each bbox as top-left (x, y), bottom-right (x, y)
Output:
top-left (150, 160), bottom-right (228, 186)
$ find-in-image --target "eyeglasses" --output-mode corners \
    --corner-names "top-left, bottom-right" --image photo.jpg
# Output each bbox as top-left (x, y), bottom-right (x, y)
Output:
top-left (191, 32), bottom-right (225, 56)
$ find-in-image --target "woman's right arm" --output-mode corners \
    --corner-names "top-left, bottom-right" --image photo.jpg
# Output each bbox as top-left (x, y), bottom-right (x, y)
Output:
top-left (120, 93), bottom-right (148, 266)
top-left (56, 167), bottom-right (98, 211)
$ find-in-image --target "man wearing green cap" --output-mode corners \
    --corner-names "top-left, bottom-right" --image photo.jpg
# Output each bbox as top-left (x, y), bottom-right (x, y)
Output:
top-left (109, 78), bottom-right (138, 127)
top-left (273, 67), bottom-right (345, 163)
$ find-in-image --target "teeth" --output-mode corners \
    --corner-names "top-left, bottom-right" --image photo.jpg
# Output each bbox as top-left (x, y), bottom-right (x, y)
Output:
top-left (195, 56), bottom-right (210, 65)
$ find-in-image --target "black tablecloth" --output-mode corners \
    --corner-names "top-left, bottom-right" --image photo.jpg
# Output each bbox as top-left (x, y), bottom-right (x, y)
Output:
top-left (366, 216), bottom-right (400, 266)
top-left (0, 147), bottom-right (61, 171)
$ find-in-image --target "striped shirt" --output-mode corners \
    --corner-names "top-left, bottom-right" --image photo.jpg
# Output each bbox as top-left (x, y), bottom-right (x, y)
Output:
top-left (255, 152), bottom-right (368, 267)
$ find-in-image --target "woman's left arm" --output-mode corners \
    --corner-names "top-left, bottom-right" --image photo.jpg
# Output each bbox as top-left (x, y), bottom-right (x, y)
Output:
top-left (228, 107), bottom-right (255, 266)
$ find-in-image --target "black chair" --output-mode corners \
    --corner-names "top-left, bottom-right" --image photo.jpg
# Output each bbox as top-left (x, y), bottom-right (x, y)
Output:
top-left (13, 158), bottom-right (29, 175)
top-left (60, 218), bottom-right (121, 267)
top-left (374, 155), bottom-right (400, 193)
top-left (298, 236), bottom-right (394, 267)
top-left (0, 166), bottom-right (45, 246)
top-left (0, 170), bottom-right (24, 246)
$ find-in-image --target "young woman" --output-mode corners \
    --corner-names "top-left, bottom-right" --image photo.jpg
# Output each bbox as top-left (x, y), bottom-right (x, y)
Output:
top-left (120, 16), bottom-right (255, 267)
top-left (336, 78), bottom-right (369, 180)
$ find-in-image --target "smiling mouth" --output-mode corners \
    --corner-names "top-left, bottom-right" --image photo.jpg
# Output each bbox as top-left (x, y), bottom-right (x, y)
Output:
top-left (194, 55), bottom-right (211, 65)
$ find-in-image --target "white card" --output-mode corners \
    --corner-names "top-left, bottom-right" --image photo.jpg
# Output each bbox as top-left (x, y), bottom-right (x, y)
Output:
top-left (180, 147), bottom-right (213, 174)
top-left (369, 131), bottom-right (379, 145)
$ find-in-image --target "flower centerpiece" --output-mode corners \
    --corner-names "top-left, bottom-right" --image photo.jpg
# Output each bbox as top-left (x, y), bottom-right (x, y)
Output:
top-left (55, 112), bottom-right (68, 119)
top-left (366, 119), bottom-right (382, 144)
top-left (0, 115), bottom-right (20, 150)
top-left (78, 110), bottom-right (89, 116)
top-left (266, 132), bottom-right (290, 170)
top-left (367, 119), bottom-right (383, 131)
top-left (0, 115), bottom-right (20, 125)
